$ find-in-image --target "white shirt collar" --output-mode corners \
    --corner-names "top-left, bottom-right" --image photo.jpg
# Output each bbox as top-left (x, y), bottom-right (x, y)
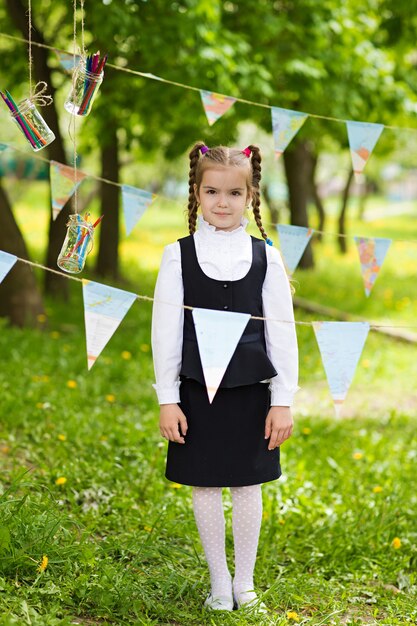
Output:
top-left (197, 214), bottom-right (249, 236)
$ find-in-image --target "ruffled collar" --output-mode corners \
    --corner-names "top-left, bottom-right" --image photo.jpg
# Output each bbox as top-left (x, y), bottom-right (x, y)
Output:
top-left (197, 214), bottom-right (249, 236)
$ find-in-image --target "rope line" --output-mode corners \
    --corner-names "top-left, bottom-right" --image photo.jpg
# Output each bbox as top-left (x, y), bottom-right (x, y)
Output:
top-left (1, 32), bottom-right (417, 134)
top-left (14, 256), bottom-right (417, 329)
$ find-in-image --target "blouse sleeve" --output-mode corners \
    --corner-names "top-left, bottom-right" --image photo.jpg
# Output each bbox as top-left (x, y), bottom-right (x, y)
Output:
top-left (262, 245), bottom-right (300, 406)
top-left (151, 242), bottom-right (184, 404)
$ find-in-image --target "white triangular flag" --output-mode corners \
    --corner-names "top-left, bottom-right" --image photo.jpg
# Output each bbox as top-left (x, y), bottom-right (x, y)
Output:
top-left (82, 280), bottom-right (137, 370)
top-left (271, 107), bottom-right (308, 158)
top-left (121, 185), bottom-right (155, 236)
top-left (346, 121), bottom-right (384, 182)
top-left (276, 224), bottom-right (314, 273)
top-left (50, 161), bottom-right (87, 220)
top-left (192, 308), bottom-right (251, 403)
top-left (312, 321), bottom-right (370, 417)
top-left (0, 251), bottom-right (17, 283)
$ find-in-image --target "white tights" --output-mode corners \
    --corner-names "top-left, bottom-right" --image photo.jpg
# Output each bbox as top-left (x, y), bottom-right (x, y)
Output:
top-left (192, 484), bottom-right (263, 602)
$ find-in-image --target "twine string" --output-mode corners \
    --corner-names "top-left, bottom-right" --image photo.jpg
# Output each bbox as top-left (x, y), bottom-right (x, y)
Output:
top-left (28, 0), bottom-right (33, 98)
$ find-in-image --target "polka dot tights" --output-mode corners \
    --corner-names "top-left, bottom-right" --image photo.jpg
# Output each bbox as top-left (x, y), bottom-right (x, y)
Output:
top-left (192, 484), bottom-right (263, 603)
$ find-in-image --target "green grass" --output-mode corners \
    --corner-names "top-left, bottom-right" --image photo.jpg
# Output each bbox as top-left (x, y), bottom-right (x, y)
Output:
top-left (0, 182), bottom-right (416, 624)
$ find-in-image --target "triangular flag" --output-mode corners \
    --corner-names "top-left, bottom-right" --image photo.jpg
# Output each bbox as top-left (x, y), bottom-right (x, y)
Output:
top-left (346, 121), bottom-right (384, 182)
top-left (0, 143), bottom-right (8, 152)
top-left (50, 160), bottom-right (87, 220)
top-left (55, 50), bottom-right (81, 72)
top-left (0, 250), bottom-right (17, 283)
top-left (276, 224), bottom-right (314, 273)
top-left (354, 236), bottom-right (391, 297)
top-left (271, 107), bottom-right (308, 158)
top-left (121, 185), bottom-right (155, 236)
top-left (312, 321), bottom-right (370, 417)
top-left (200, 90), bottom-right (236, 126)
top-left (192, 308), bottom-right (251, 403)
top-left (82, 279), bottom-right (137, 370)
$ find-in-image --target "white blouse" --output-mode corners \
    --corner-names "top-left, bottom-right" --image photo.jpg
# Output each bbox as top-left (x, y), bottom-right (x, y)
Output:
top-left (151, 214), bottom-right (300, 406)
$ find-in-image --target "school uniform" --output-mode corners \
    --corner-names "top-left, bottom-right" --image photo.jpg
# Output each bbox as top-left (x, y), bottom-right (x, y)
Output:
top-left (151, 215), bottom-right (299, 487)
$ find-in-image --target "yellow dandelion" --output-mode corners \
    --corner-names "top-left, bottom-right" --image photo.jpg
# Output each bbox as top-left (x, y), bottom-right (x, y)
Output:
top-left (353, 452), bottom-right (363, 460)
top-left (105, 394), bottom-right (116, 403)
top-left (36, 402), bottom-right (44, 409)
top-left (140, 344), bottom-right (150, 352)
top-left (262, 511), bottom-right (270, 520)
top-left (41, 375), bottom-right (50, 382)
top-left (38, 555), bottom-right (48, 572)
top-left (36, 314), bottom-right (47, 323)
top-left (362, 359), bottom-right (370, 368)
top-left (302, 427), bottom-right (311, 435)
top-left (170, 483), bottom-right (182, 489)
top-left (373, 485), bottom-right (383, 493)
top-left (278, 519), bottom-right (285, 525)
top-left (55, 476), bottom-right (67, 486)
top-left (392, 537), bottom-right (401, 549)
top-left (50, 331), bottom-right (60, 339)
top-left (287, 610), bottom-right (300, 621)
top-left (57, 434), bottom-right (67, 442)
top-left (121, 351), bottom-right (132, 360)
top-left (66, 380), bottom-right (77, 389)
top-left (143, 525), bottom-right (153, 532)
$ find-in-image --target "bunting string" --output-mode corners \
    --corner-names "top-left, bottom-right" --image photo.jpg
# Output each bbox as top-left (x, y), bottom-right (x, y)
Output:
top-left (1, 32), bottom-right (417, 134)
top-left (9, 254), bottom-right (417, 329)
top-left (2, 140), bottom-right (417, 246)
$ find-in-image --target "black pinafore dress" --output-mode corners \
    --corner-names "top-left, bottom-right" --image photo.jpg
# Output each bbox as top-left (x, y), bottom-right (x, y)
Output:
top-left (165, 234), bottom-right (282, 487)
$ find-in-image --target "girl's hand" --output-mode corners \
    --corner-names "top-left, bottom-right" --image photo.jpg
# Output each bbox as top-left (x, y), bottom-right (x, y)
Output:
top-left (265, 406), bottom-right (293, 450)
top-left (159, 404), bottom-right (188, 444)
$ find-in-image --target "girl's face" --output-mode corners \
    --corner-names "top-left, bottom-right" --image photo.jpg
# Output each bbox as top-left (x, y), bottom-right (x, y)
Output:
top-left (194, 166), bottom-right (251, 232)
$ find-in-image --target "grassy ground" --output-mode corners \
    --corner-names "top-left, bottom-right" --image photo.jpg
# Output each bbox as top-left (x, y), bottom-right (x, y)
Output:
top-left (0, 182), bottom-right (416, 624)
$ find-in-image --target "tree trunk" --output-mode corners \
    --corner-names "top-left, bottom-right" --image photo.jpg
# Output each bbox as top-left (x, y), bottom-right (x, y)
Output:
top-left (95, 124), bottom-right (120, 278)
top-left (262, 184), bottom-right (280, 231)
top-left (0, 180), bottom-right (45, 326)
top-left (6, 0), bottom-right (70, 298)
top-left (282, 140), bottom-right (315, 269)
top-left (310, 153), bottom-right (325, 242)
top-left (338, 168), bottom-right (354, 253)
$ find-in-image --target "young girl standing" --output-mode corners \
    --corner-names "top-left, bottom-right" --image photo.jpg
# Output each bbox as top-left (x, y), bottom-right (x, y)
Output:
top-left (151, 142), bottom-right (299, 613)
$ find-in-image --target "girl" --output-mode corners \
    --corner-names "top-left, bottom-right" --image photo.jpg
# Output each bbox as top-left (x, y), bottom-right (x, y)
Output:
top-left (151, 142), bottom-right (299, 613)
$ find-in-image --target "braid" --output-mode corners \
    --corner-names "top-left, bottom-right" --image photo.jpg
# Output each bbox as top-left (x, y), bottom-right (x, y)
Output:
top-left (187, 142), bottom-right (205, 234)
top-left (248, 145), bottom-right (269, 242)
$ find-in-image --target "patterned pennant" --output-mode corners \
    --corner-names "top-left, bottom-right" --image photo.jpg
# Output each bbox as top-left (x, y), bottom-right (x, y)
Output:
top-left (271, 107), bottom-right (308, 158)
top-left (354, 236), bottom-right (392, 297)
top-left (0, 250), bottom-right (17, 283)
top-left (82, 280), bottom-right (137, 370)
top-left (55, 50), bottom-right (81, 72)
top-left (276, 224), bottom-right (314, 273)
top-left (200, 90), bottom-right (237, 126)
top-left (121, 185), bottom-right (155, 236)
top-left (346, 121), bottom-right (384, 181)
top-left (0, 143), bottom-right (8, 152)
top-left (192, 308), bottom-right (251, 403)
top-left (312, 321), bottom-right (370, 417)
top-left (50, 161), bottom-right (87, 220)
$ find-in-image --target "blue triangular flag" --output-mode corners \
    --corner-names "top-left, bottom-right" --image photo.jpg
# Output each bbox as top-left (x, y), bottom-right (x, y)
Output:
top-left (312, 321), bottom-right (370, 417)
top-left (0, 251), bottom-right (17, 283)
top-left (121, 185), bottom-right (155, 236)
top-left (276, 224), bottom-right (314, 273)
top-left (354, 236), bottom-right (392, 297)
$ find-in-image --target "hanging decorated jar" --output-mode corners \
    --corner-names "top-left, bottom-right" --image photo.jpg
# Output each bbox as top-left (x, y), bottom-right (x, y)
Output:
top-left (64, 53), bottom-right (107, 116)
top-left (57, 214), bottom-right (94, 274)
top-left (1, 89), bottom-right (55, 152)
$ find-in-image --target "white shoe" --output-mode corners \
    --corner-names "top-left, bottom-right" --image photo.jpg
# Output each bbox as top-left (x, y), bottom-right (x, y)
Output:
top-left (203, 592), bottom-right (234, 611)
top-left (233, 588), bottom-right (268, 613)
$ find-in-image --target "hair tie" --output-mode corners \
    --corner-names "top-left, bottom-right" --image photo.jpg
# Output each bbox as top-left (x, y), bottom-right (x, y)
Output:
top-left (266, 238), bottom-right (273, 246)
top-left (242, 147), bottom-right (251, 158)
top-left (200, 145), bottom-right (210, 155)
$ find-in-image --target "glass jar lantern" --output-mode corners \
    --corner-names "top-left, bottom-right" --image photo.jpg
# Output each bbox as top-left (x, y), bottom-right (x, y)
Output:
top-left (11, 99), bottom-right (55, 151)
top-left (64, 60), bottom-right (104, 116)
top-left (57, 215), bottom-right (94, 274)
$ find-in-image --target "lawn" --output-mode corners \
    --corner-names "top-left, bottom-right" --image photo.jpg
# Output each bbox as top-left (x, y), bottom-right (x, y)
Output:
top-left (0, 182), bottom-right (416, 624)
